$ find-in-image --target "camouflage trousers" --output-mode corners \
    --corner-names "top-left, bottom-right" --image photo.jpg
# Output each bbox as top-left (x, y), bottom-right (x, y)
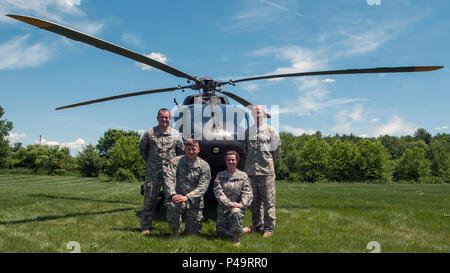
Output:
top-left (216, 207), bottom-right (245, 238)
top-left (166, 199), bottom-right (203, 234)
top-left (249, 175), bottom-right (276, 233)
top-left (140, 172), bottom-right (164, 231)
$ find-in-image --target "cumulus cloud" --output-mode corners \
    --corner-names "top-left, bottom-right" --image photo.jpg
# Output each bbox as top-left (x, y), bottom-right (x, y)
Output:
top-left (253, 46), bottom-right (325, 76)
top-left (281, 125), bottom-right (316, 136)
top-left (372, 115), bottom-right (416, 136)
top-left (321, 78), bottom-right (335, 83)
top-left (137, 52), bottom-right (168, 70)
top-left (0, 0), bottom-right (104, 70)
top-left (38, 138), bottom-right (86, 152)
top-left (434, 126), bottom-right (448, 131)
top-left (0, 35), bottom-right (54, 70)
top-left (7, 132), bottom-right (27, 142)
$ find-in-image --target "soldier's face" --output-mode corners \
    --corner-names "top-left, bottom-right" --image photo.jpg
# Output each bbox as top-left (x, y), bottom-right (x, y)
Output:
top-left (252, 105), bottom-right (264, 121)
top-left (225, 155), bottom-right (237, 170)
top-left (185, 145), bottom-right (200, 161)
top-left (157, 111), bottom-right (171, 128)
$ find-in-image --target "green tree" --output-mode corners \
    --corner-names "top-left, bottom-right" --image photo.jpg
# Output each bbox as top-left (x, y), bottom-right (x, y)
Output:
top-left (414, 128), bottom-right (432, 145)
top-left (295, 137), bottom-right (331, 182)
top-left (329, 140), bottom-right (362, 182)
top-left (97, 129), bottom-right (140, 158)
top-left (429, 134), bottom-right (450, 182)
top-left (358, 139), bottom-right (391, 182)
top-left (77, 144), bottom-right (105, 177)
top-left (0, 106), bottom-right (13, 168)
top-left (106, 135), bottom-right (145, 182)
top-left (9, 144), bottom-right (75, 175)
top-left (394, 147), bottom-right (431, 182)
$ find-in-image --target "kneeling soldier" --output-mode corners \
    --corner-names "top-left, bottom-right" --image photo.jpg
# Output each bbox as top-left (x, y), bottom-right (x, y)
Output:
top-left (164, 139), bottom-right (211, 237)
top-left (214, 150), bottom-right (253, 246)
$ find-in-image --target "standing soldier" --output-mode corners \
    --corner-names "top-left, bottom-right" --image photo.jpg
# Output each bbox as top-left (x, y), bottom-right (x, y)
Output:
top-left (139, 108), bottom-right (184, 235)
top-left (164, 139), bottom-right (211, 237)
top-left (243, 105), bottom-right (281, 238)
top-left (214, 150), bottom-right (253, 246)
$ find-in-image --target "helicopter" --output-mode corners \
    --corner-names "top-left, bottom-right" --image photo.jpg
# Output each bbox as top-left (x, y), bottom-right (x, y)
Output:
top-left (6, 14), bottom-right (443, 201)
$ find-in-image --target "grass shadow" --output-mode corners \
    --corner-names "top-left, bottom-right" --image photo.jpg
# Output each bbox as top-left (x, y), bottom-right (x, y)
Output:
top-left (0, 208), bottom-right (135, 226)
top-left (28, 194), bottom-right (140, 205)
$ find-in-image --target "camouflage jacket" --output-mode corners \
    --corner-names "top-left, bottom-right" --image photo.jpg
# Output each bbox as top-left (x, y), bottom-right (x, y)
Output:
top-left (164, 155), bottom-right (211, 206)
top-left (244, 123), bottom-right (281, 176)
top-left (214, 169), bottom-right (253, 209)
top-left (139, 126), bottom-right (184, 175)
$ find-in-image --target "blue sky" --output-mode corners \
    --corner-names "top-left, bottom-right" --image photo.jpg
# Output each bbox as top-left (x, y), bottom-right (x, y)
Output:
top-left (1, 0), bottom-right (449, 154)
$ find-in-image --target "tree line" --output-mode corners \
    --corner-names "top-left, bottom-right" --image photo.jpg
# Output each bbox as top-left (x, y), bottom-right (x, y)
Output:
top-left (1, 105), bottom-right (449, 183)
top-left (276, 130), bottom-right (449, 183)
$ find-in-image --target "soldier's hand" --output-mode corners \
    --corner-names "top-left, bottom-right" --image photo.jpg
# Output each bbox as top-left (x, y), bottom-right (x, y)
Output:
top-left (172, 194), bottom-right (188, 205)
top-left (230, 202), bottom-right (242, 208)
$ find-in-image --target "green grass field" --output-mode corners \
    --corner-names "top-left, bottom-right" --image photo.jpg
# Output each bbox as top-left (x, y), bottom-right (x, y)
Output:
top-left (0, 174), bottom-right (448, 253)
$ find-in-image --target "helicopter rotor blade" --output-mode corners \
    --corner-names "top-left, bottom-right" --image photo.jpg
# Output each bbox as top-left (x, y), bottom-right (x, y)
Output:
top-left (218, 90), bottom-right (271, 118)
top-left (6, 14), bottom-right (198, 82)
top-left (228, 66), bottom-right (444, 84)
top-left (56, 86), bottom-right (188, 110)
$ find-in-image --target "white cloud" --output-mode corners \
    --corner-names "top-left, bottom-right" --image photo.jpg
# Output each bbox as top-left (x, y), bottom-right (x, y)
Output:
top-left (279, 77), bottom-right (366, 116)
top-left (281, 125), bottom-right (315, 136)
top-left (372, 115), bottom-right (416, 136)
top-left (7, 132), bottom-right (27, 142)
top-left (38, 138), bottom-right (86, 151)
top-left (321, 78), bottom-right (335, 83)
top-left (0, 0), bottom-right (84, 23)
top-left (122, 33), bottom-right (144, 49)
top-left (434, 126), bottom-right (448, 131)
top-left (137, 129), bottom-right (146, 135)
top-left (0, 35), bottom-right (54, 69)
top-left (253, 46), bottom-right (325, 76)
top-left (1, 0), bottom-right (104, 69)
top-left (137, 52), bottom-right (168, 70)
top-left (331, 104), bottom-right (366, 134)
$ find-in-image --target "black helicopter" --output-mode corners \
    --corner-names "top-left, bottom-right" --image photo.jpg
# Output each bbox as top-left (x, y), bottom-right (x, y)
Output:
top-left (7, 14), bottom-right (443, 200)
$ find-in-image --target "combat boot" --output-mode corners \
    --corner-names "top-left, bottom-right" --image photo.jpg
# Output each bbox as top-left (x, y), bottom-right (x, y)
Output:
top-left (232, 233), bottom-right (240, 247)
top-left (141, 230), bottom-right (151, 236)
top-left (171, 229), bottom-right (180, 238)
top-left (242, 225), bottom-right (257, 233)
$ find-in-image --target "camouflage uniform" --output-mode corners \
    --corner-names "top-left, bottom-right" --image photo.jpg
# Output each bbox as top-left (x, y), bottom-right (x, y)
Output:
top-left (244, 123), bottom-right (281, 233)
top-left (214, 169), bottom-right (253, 238)
top-left (164, 155), bottom-right (211, 234)
top-left (139, 126), bottom-right (184, 231)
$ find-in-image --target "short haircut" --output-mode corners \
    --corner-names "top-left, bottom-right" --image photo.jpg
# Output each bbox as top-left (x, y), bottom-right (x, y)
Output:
top-left (225, 150), bottom-right (239, 163)
top-left (185, 138), bottom-right (199, 148)
top-left (157, 108), bottom-right (171, 118)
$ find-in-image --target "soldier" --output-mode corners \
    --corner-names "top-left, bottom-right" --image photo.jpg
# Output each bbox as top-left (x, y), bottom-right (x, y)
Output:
top-left (139, 108), bottom-right (185, 235)
top-left (243, 105), bottom-right (281, 238)
top-left (214, 150), bottom-right (253, 246)
top-left (164, 139), bottom-right (211, 237)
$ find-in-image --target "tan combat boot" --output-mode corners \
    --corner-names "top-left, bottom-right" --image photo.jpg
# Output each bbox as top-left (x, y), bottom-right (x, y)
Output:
top-left (171, 229), bottom-right (180, 238)
top-left (141, 230), bottom-right (151, 236)
top-left (242, 225), bottom-right (257, 234)
top-left (232, 233), bottom-right (240, 247)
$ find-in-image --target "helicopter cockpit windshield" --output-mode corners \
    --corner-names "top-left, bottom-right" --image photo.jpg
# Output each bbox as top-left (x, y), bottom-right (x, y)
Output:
top-left (171, 104), bottom-right (250, 142)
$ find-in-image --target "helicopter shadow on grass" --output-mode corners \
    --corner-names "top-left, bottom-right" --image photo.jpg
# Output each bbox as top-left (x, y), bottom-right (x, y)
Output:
top-left (28, 194), bottom-right (140, 205)
top-left (0, 208), bottom-right (135, 226)
top-left (110, 197), bottom-right (221, 241)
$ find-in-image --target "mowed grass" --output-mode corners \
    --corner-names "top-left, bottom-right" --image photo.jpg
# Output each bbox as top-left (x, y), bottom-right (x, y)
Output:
top-left (0, 174), bottom-right (448, 253)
